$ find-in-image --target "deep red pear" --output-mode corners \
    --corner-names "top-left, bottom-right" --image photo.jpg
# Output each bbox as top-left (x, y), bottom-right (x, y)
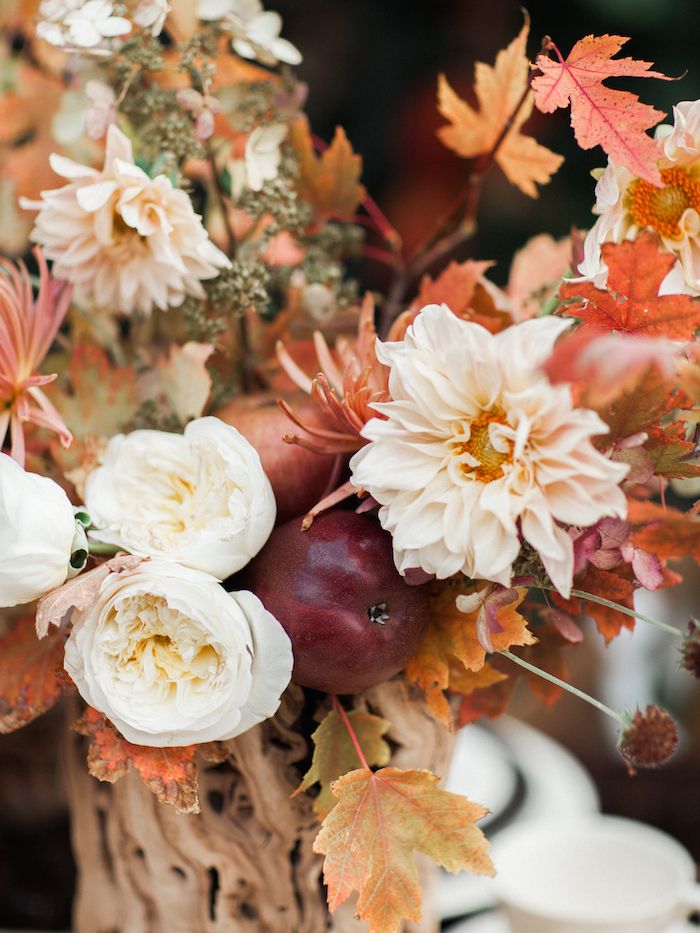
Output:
top-left (236, 510), bottom-right (430, 694)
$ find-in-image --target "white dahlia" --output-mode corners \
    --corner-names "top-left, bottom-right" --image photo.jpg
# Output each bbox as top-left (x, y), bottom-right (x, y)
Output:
top-left (22, 125), bottom-right (230, 315)
top-left (349, 305), bottom-right (629, 597)
top-left (579, 99), bottom-right (700, 295)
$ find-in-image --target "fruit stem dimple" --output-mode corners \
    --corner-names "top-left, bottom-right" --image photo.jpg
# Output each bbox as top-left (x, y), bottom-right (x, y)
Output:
top-left (368, 602), bottom-right (389, 625)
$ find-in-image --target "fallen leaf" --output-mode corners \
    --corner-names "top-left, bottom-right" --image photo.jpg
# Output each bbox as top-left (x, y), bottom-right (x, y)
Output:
top-left (0, 617), bottom-right (72, 733)
top-left (75, 707), bottom-right (200, 814)
top-left (533, 35), bottom-right (670, 185)
top-left (36, 554), bottom-right (145, 638)
top-left (314, 767), bottom-right (493, 933)
top-left (437, 24), bottom-right (562, 197)
top-left (290, 117), bottom-right (365, 221)
top-left (559, 235), bottom-right (700, 339)
top-left (294, 708), bottom-right (391, 819)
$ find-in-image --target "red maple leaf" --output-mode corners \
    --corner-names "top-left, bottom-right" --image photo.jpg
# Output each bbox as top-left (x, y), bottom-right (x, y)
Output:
top-left (533, 35), bottom-right (670, 185)
top-left (558, 235), bottom-right (700, 339)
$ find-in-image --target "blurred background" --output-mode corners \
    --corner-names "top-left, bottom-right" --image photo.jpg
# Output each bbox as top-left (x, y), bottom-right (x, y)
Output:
top-left (1, 0), bottom-right (699, 928)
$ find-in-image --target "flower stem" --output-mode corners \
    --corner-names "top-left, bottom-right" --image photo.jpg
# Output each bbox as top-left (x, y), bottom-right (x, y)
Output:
top-left (87, 542), bottom-right (121, 557)
top-left (332, 696), bottom-right (371, 770)
top-left (565, 588), bottom-right (684, 639)
top-left (501, 650), bottom-right (623, 724)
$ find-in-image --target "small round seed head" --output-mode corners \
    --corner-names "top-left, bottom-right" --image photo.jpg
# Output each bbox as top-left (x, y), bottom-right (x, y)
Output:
top-left (618, 705), bottom-right (679, 773)
top-left (680, 619), bottom-right (700, 678)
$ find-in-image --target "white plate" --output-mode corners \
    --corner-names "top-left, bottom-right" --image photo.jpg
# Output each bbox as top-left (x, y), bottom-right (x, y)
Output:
top-left (448, 911), bottom-right (697, 932)
top-left (439, 717), bottom-right (600, 921)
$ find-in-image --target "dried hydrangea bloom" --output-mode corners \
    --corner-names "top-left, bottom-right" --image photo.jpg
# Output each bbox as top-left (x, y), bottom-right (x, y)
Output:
top-left (579, 99), bottom-right (700, 295)
top-left (197, 0), bottom-right (301, 67)
top-left (0, 247), bottom-right (72, 465)
top-left (22, 125), bottom-right (230, 316)
top-left (350, 304), bottom-right (629, 596)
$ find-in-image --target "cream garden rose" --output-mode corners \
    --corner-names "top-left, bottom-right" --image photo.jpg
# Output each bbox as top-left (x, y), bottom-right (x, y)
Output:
top-left (0, 453), bottom-right (77, 607)
top-left (349, 305), bottom-right (629, 597)
top-left (64, 560), bottom-right (293, 746)
top-left (85, 417), bottom-right (276, 579)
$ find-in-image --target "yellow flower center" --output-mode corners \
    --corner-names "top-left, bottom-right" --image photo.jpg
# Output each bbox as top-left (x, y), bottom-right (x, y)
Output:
top-left (628, 167), bottom-right (700, 240)
top-left (453, 408), bottom-right (512, 483)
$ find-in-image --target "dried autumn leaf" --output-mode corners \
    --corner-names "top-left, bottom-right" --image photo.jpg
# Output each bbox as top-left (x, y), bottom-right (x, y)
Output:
top-left (409, 260), bottom-right (514, 334)
top-left (559, 566), bottom-right (636, 642)
top-left (138, 341), bottom-right (213, 423)
top-left (596, 364), bottom-right (686, 444)
top-left (0, 617), bottom-right (71, 733)
top-left (644, 424), bottom-right (700, 480)
top-left (559, 235), bottom-right (700, 339)
top-left (314, 767), bottom-right (494, 933)
top-left (632, 513), bottom-right (700, 563)
top-left (290, 117), bottom-right (365, 221)
top-left (438, 24), bottom-right (562, 197)
top-left (75, 707), bottom-right (200, 814)
top-left (405, 583), bottom-right (533, 726)
top-left (294, 708), bottom-right (391, 819)
top-left (35, 554), bottom-right (145, 639)
top-left (532, 35), bottom-right (670, 185)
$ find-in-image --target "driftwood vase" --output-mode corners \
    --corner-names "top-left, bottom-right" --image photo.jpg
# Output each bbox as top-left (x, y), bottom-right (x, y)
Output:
top-left (64, 681), bottom-right (454, 933)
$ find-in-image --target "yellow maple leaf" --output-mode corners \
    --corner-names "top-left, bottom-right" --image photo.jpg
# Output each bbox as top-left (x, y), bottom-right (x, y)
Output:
top-left (405, 582), bottom-right (534, 726)
top-left (437, 24), bottom-right (563, 197)
top-left (314, 767), bottom-right (494, 933)
top-left (294, 708), bottom-right (391, 818)
top-left (290, 116), bottom-right (366, 220)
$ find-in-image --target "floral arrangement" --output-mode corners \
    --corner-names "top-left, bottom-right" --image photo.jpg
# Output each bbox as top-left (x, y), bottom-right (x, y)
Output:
top-left (1, 3), bottom-right (699, 931)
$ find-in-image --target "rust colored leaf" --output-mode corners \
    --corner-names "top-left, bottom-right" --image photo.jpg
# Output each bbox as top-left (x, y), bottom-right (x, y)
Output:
top-left (438, 24), bottom-right (562, 197)
top-left (596, 364), bottom-right (686, 444)
top-left (36, 555), bottom-right (145, 639)
top-left (533, 35), bottom-right (670, 185)
top-left (295, 708), bottom-right (391, 819)
top-left (644, 424), bottom-right (700, 480)
top-left (314, 767), bottom-right (494, 933)
top-left (75, 707), bottom-right (200, 814)
top-left (405, 582), bottom-right (533, 726)
top-left (559, 235), bottom-right (700, 339)
top-left (633, 513), bottom-right (700, 563)
top-left (290, 117), bottom-right (365, 221)
top-left (410, 260), bottom-right (514, 334)
top-left (562, 566), bottom-right (636, 642)
top-left (0, 617), bottom-right (71, 733)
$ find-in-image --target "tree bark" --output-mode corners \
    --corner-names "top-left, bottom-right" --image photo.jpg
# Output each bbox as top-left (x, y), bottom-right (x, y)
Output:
top-left (64, 681), bottom-right (454, 933)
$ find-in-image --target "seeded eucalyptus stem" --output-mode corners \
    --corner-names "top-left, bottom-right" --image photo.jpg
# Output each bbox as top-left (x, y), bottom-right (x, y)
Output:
top-left (501, 650), bottom-right (623, 723)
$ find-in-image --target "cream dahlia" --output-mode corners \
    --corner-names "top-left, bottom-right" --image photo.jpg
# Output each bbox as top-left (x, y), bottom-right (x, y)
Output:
top-left (22, 125), bottom-right (230, 315)
top-left (579, 99), bottom-right (700, 295)
top-left (349, 305), bottom-right (629, 596)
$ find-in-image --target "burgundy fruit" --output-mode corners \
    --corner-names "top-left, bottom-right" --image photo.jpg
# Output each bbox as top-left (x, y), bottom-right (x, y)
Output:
top-left (236, 510), bottom-right (430, 694)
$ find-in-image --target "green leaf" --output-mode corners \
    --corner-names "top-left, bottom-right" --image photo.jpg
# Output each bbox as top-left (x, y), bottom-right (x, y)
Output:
top-left (295, 708), bottom-right (391, 818)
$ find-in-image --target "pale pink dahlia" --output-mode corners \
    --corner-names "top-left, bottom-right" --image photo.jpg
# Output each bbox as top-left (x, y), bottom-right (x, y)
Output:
top-left (349, 305), bottom-right (629, 597)
top-left (22, 125), bottom-right (230, 316)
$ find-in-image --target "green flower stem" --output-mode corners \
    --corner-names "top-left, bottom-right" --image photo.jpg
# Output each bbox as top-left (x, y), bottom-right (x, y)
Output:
top-left (501, 650), bottom-right (623, 724)
top-left (565, 587), bottom-right (684, 639)
top-left (87, 542), bottom-right (121, 557)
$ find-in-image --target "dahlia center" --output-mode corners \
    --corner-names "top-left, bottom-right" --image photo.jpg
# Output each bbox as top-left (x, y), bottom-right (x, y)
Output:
top-left (453, 408), bottom-right (513, 483)
top-left (628, 167), bottom-right (700, 239)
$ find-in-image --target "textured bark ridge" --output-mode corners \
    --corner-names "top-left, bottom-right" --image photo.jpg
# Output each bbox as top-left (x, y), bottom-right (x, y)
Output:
top-left (65, 681), bottom-right (454, 933)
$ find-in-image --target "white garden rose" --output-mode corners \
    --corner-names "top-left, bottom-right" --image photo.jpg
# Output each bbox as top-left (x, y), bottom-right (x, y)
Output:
top-left (64, 560), bottom-right (293, 746)
top-left (0, 453), bottom-right (77, 607)
top-left (85, 417), bottom-right (276, 579)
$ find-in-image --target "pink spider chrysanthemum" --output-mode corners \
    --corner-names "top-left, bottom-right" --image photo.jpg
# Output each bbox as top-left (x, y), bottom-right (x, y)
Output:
top-left (0, 247), bottom-right (73, 465)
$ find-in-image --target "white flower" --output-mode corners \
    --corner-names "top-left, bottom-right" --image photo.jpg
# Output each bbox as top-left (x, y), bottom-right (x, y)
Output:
top-left (197, 0), bottom-right (301, 67)
top-left (580, 99), bottom-right (700, 295)
top-left (229, 123), bottom-right (287, 196)
top-left (132, 0), bottom-right (170, 36)
top-left (64, 560), bottom-right (293, 746)
top-left (37, 0), bottom-right (131, 52)
top-left (22, 125), bottom-right (230, 315)
top-left (84, 79), bottom-right (117, 140)
top-left (0, 454), bottom-right (77, 607)
top-left (85, 417), bottom-right (276, 579)
top-left (349, 305), bottom-right (629, 597)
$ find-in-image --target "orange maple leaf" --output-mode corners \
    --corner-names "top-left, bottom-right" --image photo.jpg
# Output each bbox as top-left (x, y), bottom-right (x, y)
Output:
top-left (556, 566), bottom-right (636, 642)
top-left (75, 707), bottom-right (200, 814)
top-left (632, 512), bottom-right (700, 564)
top-left (0, 617), bottom-right (72, 733)
top-left (405, 582), bottom-right (533, 726)
top-left (314, 767), bottom-right (493, 933)
top-left (289, 117), bottom-right (365, 222)
top-left (533, 35), bottom-right (670, 185)
top-left (559, 235), bottom-right (700, 339)
top-left (409, 260), bottom-right (514, 334)
top-left (437, 24), bottom-right (562, 197)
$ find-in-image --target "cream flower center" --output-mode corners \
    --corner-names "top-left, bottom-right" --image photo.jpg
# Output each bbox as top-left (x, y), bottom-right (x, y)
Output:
top-left (451, 407), bottom-right (513, 483)
top-left (628, 167), bottom-right (700, 239)
top-left (106, 594), bottom-right (223, 699)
